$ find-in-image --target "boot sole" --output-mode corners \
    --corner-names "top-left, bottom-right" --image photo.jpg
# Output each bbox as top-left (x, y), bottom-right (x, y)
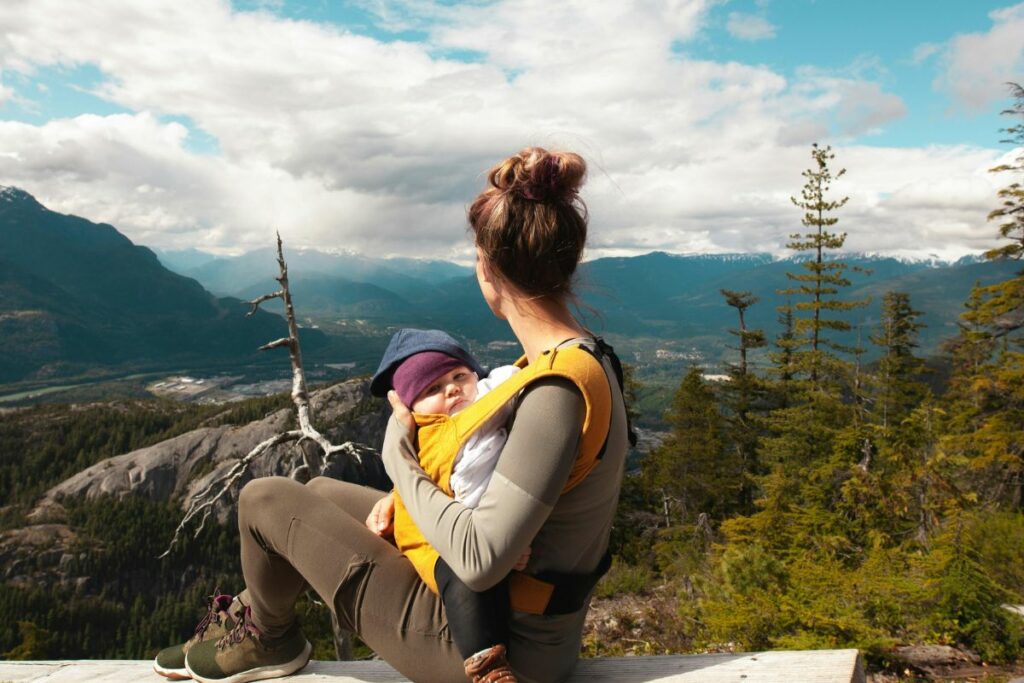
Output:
top-left (153, 660), bottom-right (191, 679)
top-left (185, 640), bottom-right (312, 683)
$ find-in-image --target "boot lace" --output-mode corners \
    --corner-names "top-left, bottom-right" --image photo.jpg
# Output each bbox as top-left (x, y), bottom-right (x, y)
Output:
top-left (217, 602), bottom-right (263, 649)
top-left (192, 588), bottom-right (233, 640)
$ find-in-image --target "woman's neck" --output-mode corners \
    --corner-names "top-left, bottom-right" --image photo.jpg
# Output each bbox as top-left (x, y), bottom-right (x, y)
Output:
top-left (503, 297), bottom-right (587, 364)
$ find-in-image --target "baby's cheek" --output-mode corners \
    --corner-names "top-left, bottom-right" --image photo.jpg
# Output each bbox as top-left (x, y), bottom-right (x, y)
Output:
top-left (412, 396), bottom-right (437, 413)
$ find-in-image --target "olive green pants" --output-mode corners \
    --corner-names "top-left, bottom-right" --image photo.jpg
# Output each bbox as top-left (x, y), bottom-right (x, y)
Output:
top-left (237, 475), bottom-right (465, 682)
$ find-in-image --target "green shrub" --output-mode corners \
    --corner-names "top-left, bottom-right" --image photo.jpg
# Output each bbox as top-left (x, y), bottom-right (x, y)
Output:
top-left (924, 527), bottom-right (1023, 663)
top-left (594, 562), bottom-right (656, 599)
top-left (966, 510), bottom-right (1024, 600)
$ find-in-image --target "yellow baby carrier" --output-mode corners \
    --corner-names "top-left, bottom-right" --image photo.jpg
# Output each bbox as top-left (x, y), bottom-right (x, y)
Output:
top-left (392, 339), bottom-right (624, 615)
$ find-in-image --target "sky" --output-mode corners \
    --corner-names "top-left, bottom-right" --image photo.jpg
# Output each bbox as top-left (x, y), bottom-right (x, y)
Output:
top-left (0, 0), bottom-right (1022, 262)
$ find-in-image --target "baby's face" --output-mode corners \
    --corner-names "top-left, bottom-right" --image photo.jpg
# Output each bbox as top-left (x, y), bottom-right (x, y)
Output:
top-left (410, 365), bottom-right (479, 415)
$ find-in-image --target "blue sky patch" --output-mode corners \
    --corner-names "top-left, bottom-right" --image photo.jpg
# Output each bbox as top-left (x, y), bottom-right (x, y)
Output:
top-left (691, 0), bottom-right (1012, 148)
top-left (159, 115), bottom-right (222, 156)
top-left (1, 63), bottom-right (131, 124)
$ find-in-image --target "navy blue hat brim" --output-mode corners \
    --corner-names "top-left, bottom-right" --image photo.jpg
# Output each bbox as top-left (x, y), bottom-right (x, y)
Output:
top-left (370, 328), bottom-right (486, 398)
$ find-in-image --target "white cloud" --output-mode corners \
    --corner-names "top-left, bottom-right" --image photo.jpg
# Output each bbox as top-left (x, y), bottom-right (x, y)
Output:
top-left (834, 81), bottom-right (907, 136)
top-left (787, 67), bottom-right (907, 138)
top-left (0, 0), bottom-right (1006, 263)
top-left (936, 2), bottom-right (1024, 111)
top-left (726, 11), bottom-right (776, 41)
top-left (911, 42), bottom-right (940, 65)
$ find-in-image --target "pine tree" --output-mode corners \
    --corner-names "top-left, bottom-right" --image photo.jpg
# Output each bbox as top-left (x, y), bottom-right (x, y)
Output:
top-left (970, 82), bottom-right (1024, 348)
top-left (774, 303), bottom-right (796, 379)
top-left (722, 289), bottom-right (766, 377)
top-left (782, 144), bottom-right (869, 384)
top-left (945, 284), bottom-right (997, 404)
top-left (941, 84), bottom-right (1024, 509)
top-left (731, 146), bottom-right (867, 541)
top-left (985, 82), bottom-right (1024, 265)
top-left (720, 289), bottom-right (768, 511)
top-left (829, 291), bottom-right (932, 548)
top-left (642, 367), bottom-right (738, 525)
top-left (869, 291), bottom-right (927, 430)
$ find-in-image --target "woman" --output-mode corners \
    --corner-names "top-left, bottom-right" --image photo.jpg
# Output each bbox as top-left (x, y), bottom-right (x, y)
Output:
top-left (155, 147), bottom-right (630, 683)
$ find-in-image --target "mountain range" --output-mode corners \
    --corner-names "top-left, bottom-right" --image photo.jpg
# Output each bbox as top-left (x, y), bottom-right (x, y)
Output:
top-left (161, 243), bottom-right (1017, 363)
top-left (0, 187), bottom-right (325, 384)
top-left (2, 185), bottom-right (1018, 387)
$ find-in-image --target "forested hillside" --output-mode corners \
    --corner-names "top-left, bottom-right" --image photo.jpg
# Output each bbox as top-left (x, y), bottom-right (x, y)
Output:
top-left (0, 396), bottom-right (315, 660)
top-left (0, 370), bottom-right (394, 662)
top-left (601, 130), bottom-right (1024, 673)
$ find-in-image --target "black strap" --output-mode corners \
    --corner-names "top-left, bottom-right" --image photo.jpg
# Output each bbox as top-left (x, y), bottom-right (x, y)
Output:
top-left (580, 337), bottom-right (638, 449)
top-left (533, 550), bottom-right (613, 615)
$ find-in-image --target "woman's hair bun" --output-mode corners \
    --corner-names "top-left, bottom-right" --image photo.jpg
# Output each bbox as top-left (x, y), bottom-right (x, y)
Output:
top-left (469, 146), bottom-right (589, 300)
top-left (489, 147), bottom-right (586, 204)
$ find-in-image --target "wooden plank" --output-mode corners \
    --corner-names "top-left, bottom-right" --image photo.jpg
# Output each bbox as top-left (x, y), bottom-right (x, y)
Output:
top-left (0, 650), bottom-right (864, 683)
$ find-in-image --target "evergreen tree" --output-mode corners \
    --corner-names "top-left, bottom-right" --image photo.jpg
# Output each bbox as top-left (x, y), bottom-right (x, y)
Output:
top-left (782, 144), bottom-right (869, 384)
top-left (726, 384), bottom-right (853, 553)
top-left (984, 82), bottom-right (1024, 266)
top-left (941, 84), bottom-right (1024, 509)
top-left (945, 284), bottom-right (997, 404)
top-left (769, 302), bottom-right (798, 406)
top-left (869, 291), bottom-right (927, 430)
top-left (970, 83), bottom-right (1024, 350)
top-left (774, 303), bottom-right (796, 378)
top-left (720, 289), bottom-right (768, 511)
top-left (721, 289), bottom-right (766, 377)
top-left (642, 367), bottom-right (737, 525)
top-left (728, 145), bottom-right (868, 548)
top-left (830, 291), bottom-right (931, 548)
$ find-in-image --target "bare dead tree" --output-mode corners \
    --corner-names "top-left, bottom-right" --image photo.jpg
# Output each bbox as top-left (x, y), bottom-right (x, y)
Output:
top-left (161, 233), bottom-right (373, 558)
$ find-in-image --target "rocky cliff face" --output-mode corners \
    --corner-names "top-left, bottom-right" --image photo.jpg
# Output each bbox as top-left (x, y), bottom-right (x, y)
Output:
top-left (6, 378), bottom-right (392, 588)
top-left (33, 378), bottom-right (390, 515)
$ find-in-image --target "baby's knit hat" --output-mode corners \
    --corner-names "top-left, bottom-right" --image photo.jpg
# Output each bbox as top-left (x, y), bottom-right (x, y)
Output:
top-left (391, 351), bottom-right (468, 407)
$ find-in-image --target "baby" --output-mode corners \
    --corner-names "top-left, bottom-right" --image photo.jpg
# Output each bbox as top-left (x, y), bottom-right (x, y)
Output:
top-left (369, 328), bottom-right (523, 682)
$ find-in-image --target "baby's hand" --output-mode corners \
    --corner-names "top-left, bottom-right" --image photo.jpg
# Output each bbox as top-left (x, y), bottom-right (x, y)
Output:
top-left (366, 492), bottom-right (396, 539)
top-left (513, 546), bottom-right (531, 571)
top-left (387, 390), bottom-right (415, 433)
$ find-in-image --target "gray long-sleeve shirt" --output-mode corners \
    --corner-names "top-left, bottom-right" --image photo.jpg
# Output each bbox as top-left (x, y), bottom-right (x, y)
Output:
top-left (382, 340), bottom-right (629, 682)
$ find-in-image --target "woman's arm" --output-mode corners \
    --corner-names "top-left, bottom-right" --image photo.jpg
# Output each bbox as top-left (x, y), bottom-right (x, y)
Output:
top-left (382, 377), bottom-right (584, 591)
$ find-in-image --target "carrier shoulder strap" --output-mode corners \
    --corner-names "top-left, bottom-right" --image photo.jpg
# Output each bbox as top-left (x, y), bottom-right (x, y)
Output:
top-left (411, 342), bottom-right (614, 495)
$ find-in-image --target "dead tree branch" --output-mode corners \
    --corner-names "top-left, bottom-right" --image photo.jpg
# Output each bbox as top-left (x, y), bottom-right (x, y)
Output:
top-left (247, 291), bottom-right (284, 316)
top-left (260, 337), bottom-right (292, 351)
top-left (159, 429), bottom-right (302, 558)
top-left (162, 233), bottom-right (367, 557)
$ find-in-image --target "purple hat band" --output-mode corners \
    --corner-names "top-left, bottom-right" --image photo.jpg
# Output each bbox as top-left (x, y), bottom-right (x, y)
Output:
top-left (392, 351), bottom-right (468, 408)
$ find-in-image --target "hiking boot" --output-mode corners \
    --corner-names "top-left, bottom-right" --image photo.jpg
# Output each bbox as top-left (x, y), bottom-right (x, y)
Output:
top-left (154, 590), bottom-right (240, 680)
top-left (464, 644), bottom-right (517, 683)
top-left (184, 603), bottom-right (311, 683)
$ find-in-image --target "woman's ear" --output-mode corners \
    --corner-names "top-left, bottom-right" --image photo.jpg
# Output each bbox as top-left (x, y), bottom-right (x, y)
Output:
top-left (475, 248), bottom-right (507, 319)
top-left (476, 248), bottom-right (493, 283)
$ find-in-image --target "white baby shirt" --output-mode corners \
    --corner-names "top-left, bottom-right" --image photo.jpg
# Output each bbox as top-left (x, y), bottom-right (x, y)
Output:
top-left (448, 364), bottom-right (520, 508)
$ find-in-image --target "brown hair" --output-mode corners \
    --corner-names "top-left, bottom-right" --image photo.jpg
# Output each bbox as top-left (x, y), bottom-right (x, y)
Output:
top-left (468, 147), bottom-right (588, 299)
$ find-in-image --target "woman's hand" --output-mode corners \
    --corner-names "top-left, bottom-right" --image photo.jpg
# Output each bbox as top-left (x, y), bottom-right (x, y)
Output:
top-left (513, 546), bottom-right (531, 571)
top-left (387, 390), bottom-right (415, 432)
top-left (366, 492), bottom-right (396, 539)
